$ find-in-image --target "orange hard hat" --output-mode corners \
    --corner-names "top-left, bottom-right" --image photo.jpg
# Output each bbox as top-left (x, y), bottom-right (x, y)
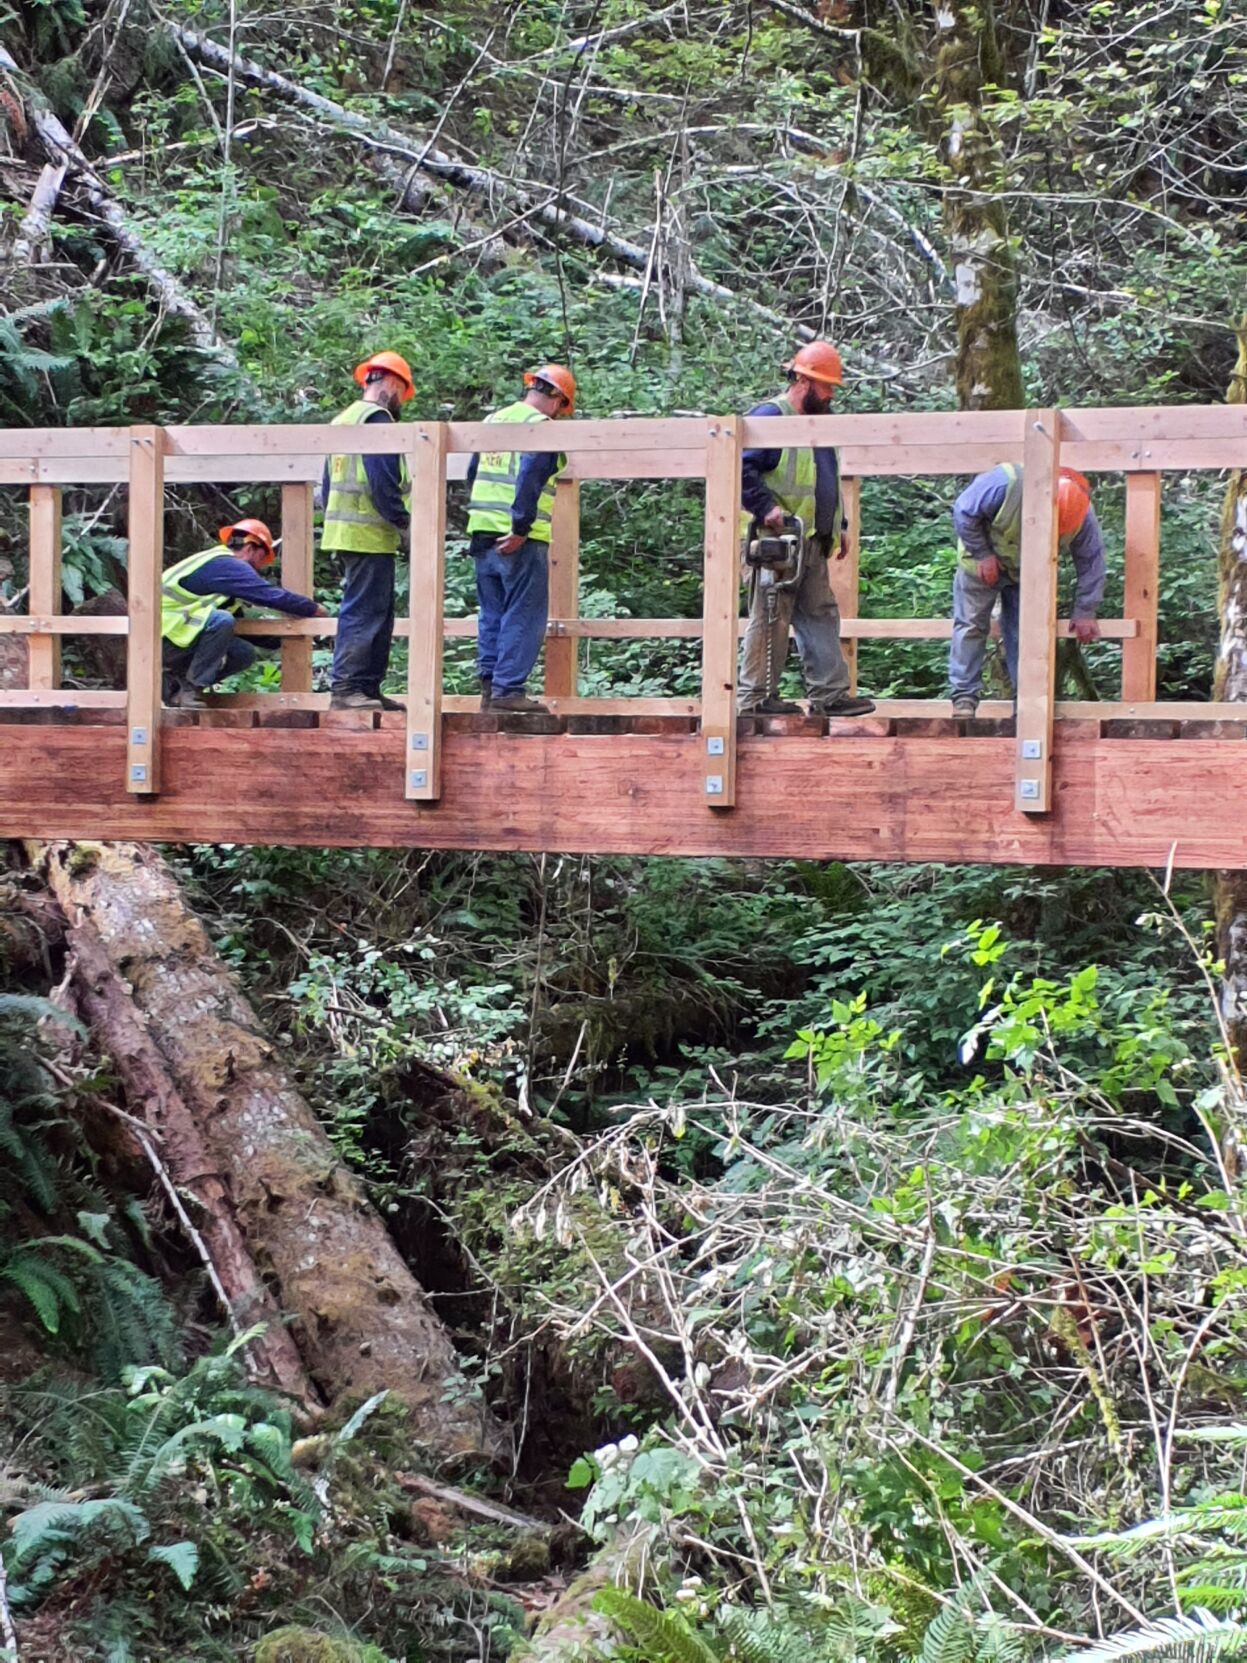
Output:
top-left (354, 351), bottom-right (415, 402)
top-left (785, 340), bottom-right (843, 388)
top-left (219, 518), bottom-right (275, 565)
top-left (1057, 467), bottom-right (1092, 538)
top-left (524, 363), bottom-right (577, 413)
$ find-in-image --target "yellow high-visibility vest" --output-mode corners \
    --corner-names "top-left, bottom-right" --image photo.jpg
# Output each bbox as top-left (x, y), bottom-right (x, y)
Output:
top-left (467, 401), bottom-right (563, 545)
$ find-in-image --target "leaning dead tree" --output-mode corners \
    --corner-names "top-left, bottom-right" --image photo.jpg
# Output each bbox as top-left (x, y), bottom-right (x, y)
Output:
top-left (1215, 319), bottom-right (1247, 1071)
top-left (0, 43), bottom-right (241, 372)
top-left (31, 840), bottom-right (501, 1459)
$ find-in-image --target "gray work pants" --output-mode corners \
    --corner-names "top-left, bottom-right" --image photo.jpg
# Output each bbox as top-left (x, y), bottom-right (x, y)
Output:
top-left (738, 544), bottom-right (851, 710)
top-left (948, 564), bottom-right (1020, 700)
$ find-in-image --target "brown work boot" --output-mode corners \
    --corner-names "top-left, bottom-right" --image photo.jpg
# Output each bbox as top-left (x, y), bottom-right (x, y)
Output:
top-left (170, 686), bottom-right (209, 710)
top-left (376, 694), bottom-right (405, 712)
top-left (951, 695), bottom-right (979, 717)
top-left (330, 691), bottom-right (382, 711)
top-left (479, 679), bottom-right (493, 709)
top-left (490, 693), bottom-right (549, 714)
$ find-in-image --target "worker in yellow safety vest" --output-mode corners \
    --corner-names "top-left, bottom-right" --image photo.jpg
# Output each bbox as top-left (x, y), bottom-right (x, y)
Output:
top-left (321, 350), bottom-right (414, 711)
top-left (160, 519), bottom-right (326, 710)
top-left (738, 341), bottom-right (875, 718)
top-left (949, 464), bottom-right (1105, 716)
top-left (464, 363), bottom-right (576, 713)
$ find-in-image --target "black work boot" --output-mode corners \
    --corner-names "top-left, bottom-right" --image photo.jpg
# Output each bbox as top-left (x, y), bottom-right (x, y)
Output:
top-left (748, 696), bottom-right (803, 716)
top-left (812, 694), bottom-right (877, 717)
top-left (479, 679), bottom-right (493, 709)
top-left (376, 694), bottom-right (405, 712)
top-left (951, 695), bottom-right (979, 718)
top-left (490, 693), bottom-right (550, 714)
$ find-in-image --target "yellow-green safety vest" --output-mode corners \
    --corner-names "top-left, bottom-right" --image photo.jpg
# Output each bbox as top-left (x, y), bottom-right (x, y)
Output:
top-left (322, 400), bottom-right (410, 556)
top-left (957, 463), bottom-right (1074, 580)
top-left (739, 393), bottom-right (844, 544)
top-left (466, 401), bottom-right (564, 545)
top-left (161, 549), bottom-right (236, 648)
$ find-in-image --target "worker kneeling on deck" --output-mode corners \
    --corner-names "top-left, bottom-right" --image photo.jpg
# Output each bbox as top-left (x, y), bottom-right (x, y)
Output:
top-left (161, 520), bottom-right (326, 710)
top-left (465, 363), bottom-right (575, 714)
top-left (949, 465), bottom-right (1104, 716)
top-left (739, 341), bottom-right (875, 719)
top-left (322, 351), bottom-right (414, 712)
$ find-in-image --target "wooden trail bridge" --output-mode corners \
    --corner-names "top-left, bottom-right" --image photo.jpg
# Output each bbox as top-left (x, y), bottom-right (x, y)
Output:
top-left (1, 405), bottom-right (1245, 868)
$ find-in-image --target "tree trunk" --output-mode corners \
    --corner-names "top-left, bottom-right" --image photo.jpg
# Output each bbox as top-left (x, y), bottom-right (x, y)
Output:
top-left (1214, 319), bottom-right (1247, 1070)
top-left (31, 839), bottom-right (501, 1459)
top-left (930, 0), bottom-right (1025, 411)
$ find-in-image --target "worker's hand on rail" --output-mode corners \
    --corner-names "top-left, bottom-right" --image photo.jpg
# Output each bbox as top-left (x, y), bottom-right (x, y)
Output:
top-left (494, 532), bottom-right (526, 555)
top-left (762, 505), bottom-right (786, 532)
top-left (836, 532), bottom-right (849, 561)
top-left (311, 604), bottom-right (330, 618)
top-left (977, 555), bottom-right (1001, 587)
top-left (1071, 615), bottom-right (1100, 644)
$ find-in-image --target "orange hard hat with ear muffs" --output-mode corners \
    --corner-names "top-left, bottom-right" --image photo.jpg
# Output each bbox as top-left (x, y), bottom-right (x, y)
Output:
top-left (219, 518), bottom-right (276, 566)
top-left (784, 340), bottom-right (843, 388)
top-left (354, 351), bottom-right (415, 402)
top-left (524, 363), bottom-right (577, 413)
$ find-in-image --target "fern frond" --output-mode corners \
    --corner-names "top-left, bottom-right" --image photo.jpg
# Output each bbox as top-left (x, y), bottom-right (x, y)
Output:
top-left (1048, 1610), bottom-right (1247, 1663)
top-left (919, 1598), bottom-right (977, 1663)
top-left (594, 1587), bottom-right (720, 1663)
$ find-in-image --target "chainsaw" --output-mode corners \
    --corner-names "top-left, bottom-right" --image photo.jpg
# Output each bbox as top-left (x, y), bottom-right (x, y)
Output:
top-left (745, 514), bottom-right (809, 699)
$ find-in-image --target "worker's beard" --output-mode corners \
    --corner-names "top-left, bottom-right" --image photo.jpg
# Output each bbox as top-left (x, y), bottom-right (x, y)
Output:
top-left (806, 390), bottom-right (834, 415)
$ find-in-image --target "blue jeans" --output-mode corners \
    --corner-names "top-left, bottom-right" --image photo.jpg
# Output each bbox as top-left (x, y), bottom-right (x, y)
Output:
top-left (471, 533), bottom-right (549, 697)
top-left (332, 553), bottom-right (395, 697)
top-left (162, 610), bottom-right (255, 690)
top-left (949, 564), bottom-right (1020, 699)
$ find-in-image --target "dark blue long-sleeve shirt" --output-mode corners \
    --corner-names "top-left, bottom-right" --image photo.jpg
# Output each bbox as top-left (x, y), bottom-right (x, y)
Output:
top-left (953, 465), bottom-right (1106, 616)
top-left (464, 450), bottom-right (562, 537)
top-left (180, 556), bottom-right (320, 616)
top-left (320, 405), bottom-right (410, 533)
top-left (740, 399), bottom-right (841, 537)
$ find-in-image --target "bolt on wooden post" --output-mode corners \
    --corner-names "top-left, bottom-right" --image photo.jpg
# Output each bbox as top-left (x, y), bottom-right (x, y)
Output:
top-left (544, 479), bottom-right (580, 699)
top-left (1014, 410), bottom-right (1061, 813)
top-left (405, 423), bottom-right (447, 801)
top-left (701, 417), bottom-right (741, 808)
top-left (126, 426), bottom-right (165, 795)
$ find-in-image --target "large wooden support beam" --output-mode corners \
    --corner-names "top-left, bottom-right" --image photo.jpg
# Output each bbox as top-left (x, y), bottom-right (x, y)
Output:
top-left (279, 482), bottom-right (315, 693)
top-left (405, 423), bottom-right (447, 801)
top-left (701, 417), bottom-right (742, 808)
top-left (1014, 412), bottom-right (1061, 814)
top-left (545, 481), bottom-right (580, 699)
top-left (27, 485), bottom-right (62, 690)
top-left (125, 426), bottom-right (165, 795)
top-left (834, 476), bottom-right (861, 692)
top-left (1122, 471), bottom-right (1162, 702)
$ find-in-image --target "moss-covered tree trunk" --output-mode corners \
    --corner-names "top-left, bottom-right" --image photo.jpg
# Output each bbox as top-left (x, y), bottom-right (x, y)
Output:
top-left (32, 839), bottom-right (501, 1458)
top-left (930, 0), bottom-right (1024, 411)
top-left (1214, 321), bottom-right (1247, 1070)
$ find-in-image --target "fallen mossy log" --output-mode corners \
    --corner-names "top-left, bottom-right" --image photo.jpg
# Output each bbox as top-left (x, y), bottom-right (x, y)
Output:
top-left (31, 839), bottom-right (501, 1459)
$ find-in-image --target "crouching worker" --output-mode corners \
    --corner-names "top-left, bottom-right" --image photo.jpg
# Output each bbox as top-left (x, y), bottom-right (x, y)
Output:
top-left (161, 519), bottom-right (326, 710)
top-left (948, 465), bottom-right (1104, 716)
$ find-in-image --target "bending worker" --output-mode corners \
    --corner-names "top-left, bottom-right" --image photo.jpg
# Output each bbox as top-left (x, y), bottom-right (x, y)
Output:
top-left (321, 351), bottom-right (413, 712)
top-left (949, 464), bottom-right (1104, 716)
top-left (465, 363), bottom-right (576, 713)
top-left (738, 341), bottom-right (875, 718)
top-left (161, 519), bottom-right (325, 709)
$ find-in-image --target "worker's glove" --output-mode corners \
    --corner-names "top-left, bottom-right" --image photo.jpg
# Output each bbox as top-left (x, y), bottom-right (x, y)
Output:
top-left (1071, 615), bottom-right (1100, 644)
top-left (976, 555), bottom-right (1001, 587)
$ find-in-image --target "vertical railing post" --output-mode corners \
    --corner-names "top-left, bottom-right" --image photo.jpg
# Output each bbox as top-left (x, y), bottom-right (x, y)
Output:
top-left (545, 479), bottom-right (580, 699)
top-left (1014, 409), bottom-right (1061, 814)
top-left (405, 422), bottom-right (447, 801)
top-left (126, 426), bottom-right (165, 795)
top-left (1122, 471), bottom-right (1161, 703)
top-left (832, 475), bottom-right (861, 692)
top-left (280, 481), bottom-right (316, 694)
top-left (701, 417), bottom-right (741, 808)
top-left (28, 485), bottom-right (62, 691)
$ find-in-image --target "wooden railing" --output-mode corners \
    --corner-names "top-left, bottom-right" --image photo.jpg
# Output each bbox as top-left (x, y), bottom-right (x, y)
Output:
top-left (1, 406), bottom-right (1244, 813)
